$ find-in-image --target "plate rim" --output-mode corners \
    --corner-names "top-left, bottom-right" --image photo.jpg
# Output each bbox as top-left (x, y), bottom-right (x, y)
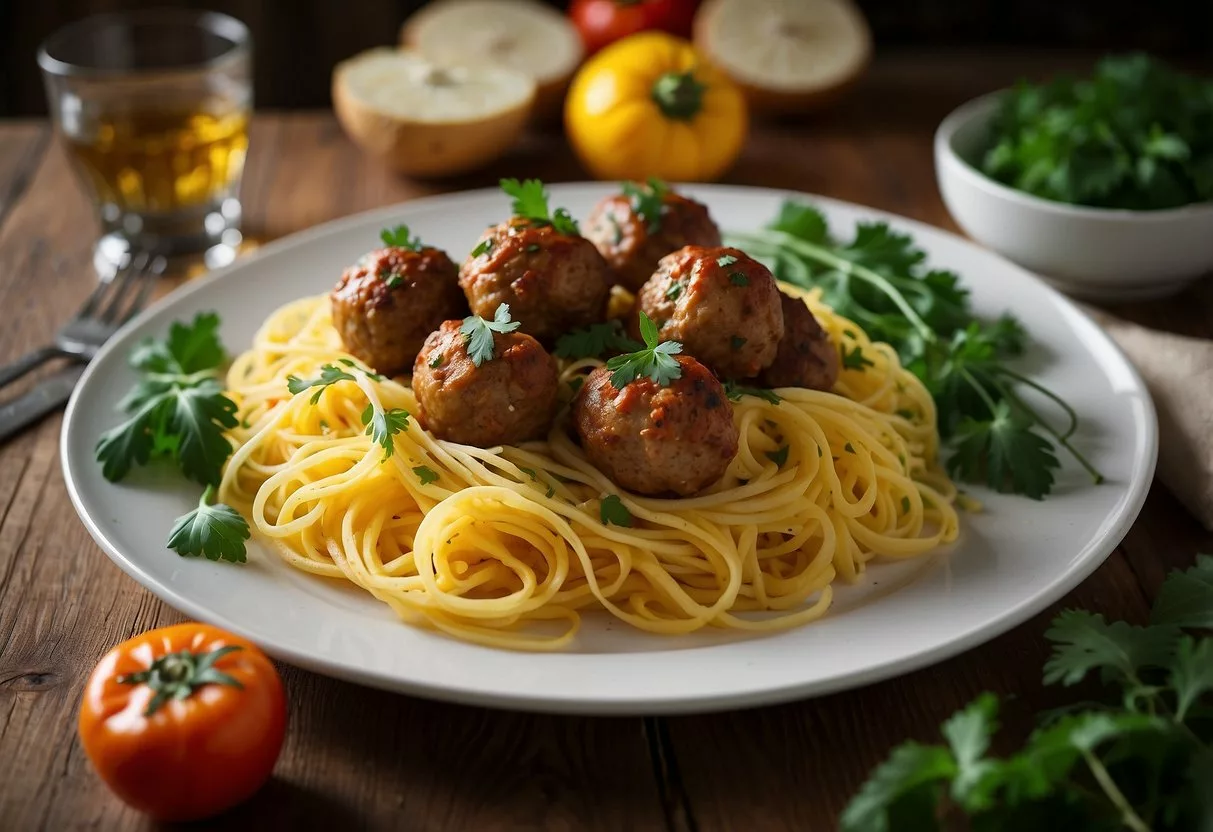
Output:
top-left (60, 182), bottom-right (1159, 715)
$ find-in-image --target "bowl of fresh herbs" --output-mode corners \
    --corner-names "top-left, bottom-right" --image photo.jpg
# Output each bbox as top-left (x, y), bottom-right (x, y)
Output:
top-left (934, 53), bottom-right (1213, 301)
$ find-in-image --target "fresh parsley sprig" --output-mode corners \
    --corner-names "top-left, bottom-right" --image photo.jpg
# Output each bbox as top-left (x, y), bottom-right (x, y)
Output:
top-left (360, 403), bottom-right (410, 460)
top-left (722, 379), bottom-right (782, 405)
top-left (380, 224), bottom-right (423, 251)
top-left (729, 202), bottom-right (1103, 500)
top-left (842, 555), bottom-right (1213, 832)
top-left (600, 494), bottom-right (633, 527)
top-left (460, 303), bottom-right (521, 367)
top-left (500, 178), bottom-right (580, 236)
top-left (97, 313), bottom-right (251, 563)
top-left (605, 312), bottom-right (682, 389)
top-left (554, 321), bottom-right (643, 360)
top-left (621, 177), bottom-right (668, 234)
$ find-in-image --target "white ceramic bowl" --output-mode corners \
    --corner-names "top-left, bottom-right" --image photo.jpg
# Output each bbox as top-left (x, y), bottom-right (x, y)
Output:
top-left (934, 92), bottom-right (1213, 301)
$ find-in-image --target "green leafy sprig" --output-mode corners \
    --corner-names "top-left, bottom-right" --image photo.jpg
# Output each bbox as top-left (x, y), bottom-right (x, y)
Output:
top-left (500, 178), bottom-right (580, 236)
top-left (460, 303), bottom-right (521, 367)
top-left (380, 224), bottom-right (424, 250)
top-left (554, 321), bottom-right (643, 360)
top-left (729, 201), bottom-right (1102, 500)
top-left (621, 177), bottom-right (668, 233)
top-left (605, 312), bottom-right (682, 389)
top-left (842, 556), bottom-right (1213, 831)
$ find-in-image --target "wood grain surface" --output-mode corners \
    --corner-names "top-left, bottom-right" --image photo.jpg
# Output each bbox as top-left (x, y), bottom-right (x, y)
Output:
top-left (1, 53), bottom-right (1211, 831)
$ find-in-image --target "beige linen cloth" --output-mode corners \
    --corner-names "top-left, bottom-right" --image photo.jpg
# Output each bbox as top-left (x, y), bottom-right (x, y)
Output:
top-left (1087, 308), bottom-right (1213, 530)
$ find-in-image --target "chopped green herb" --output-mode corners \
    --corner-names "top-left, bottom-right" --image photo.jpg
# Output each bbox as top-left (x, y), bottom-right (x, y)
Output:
top-left (287, 364), bottom-right (357, 405)
top-left (729, 272), bottom-right (749, 287)
top-left (554, 321), bottom-right (642, 360)
top-left (722, 379), bottom-right (781, 405)
top-left (621, 177), bottom-right (668, 233)
top-left (471, 238), bottom-right (494, 258)
top-left (412, 465), bottom-right (439, 485)
top-left (841, 344), bottom-right (875, 371)
top-left (600, 494), bottom-right (633, 527)
top-left (900, 496), bottom-right (910, 513)
top-left (545, 484), bottom-right (555, 499)
top-left (526, 243), bottom-right (541, 253)
top-left (665, 281), bottom-right (683, 300)
top-left (429, 353), bottom-right (445, 369)
top-left (845, 442), bottom-right (856, 454)
top-left (607, 214), bottom-right (623, 245)
top-left (500, 178), bottom-right (580, 236)
top-left (766, 445), bottom-right (790, 466)
top-left (518, 467), bottom-right (538, 482)
top-left (380, 224), bottom-right (423, 251)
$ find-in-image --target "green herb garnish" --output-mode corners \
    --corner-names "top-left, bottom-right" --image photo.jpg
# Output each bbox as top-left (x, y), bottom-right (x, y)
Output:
top-left (722, 379), bottom-right (781, 405)
top-left (841, 344), bottom-right (875, 371)
top-left (665, 281), bottom-right (683, 300)
top-left (471, 237), bottom-right (494, 258)
top-left (500, 178), bottom-right (580, 236)
top-left (621, 177), bottom-right (668, 233)
top-left (166, 484), bottom-right (250, 563)
top-left (361, 403), bottom-right (410, 461)
top-left (380, 224), bottom-right (423, 250)
top-left (287, 364), bottom-right (357, 404)
top-left (554, 321), bottom-right (643, 360)
top-left (413, 465), bottom-right (439, 485)
top-left (766, 446), bottom-right (790, 467)
top-left (459, 303), bottom-right (521, 367)
top-left (600, 494), bottom-right (633, 527)
top-left (605, 312), bottom-right (682, 389)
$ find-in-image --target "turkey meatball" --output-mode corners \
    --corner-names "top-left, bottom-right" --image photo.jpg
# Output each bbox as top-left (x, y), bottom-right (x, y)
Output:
top-left (757, 293), bottom-right (841, 391)
top-left (331, 245), bottom-right (466, 376)
top-left (413, 320), bottom-right (559, 447)
top-left (459, 218), bottom-right (612, 344)
top-left (634, 246), bottom-right (784, 380)
top-left (583, 188), bottom-right (722, 292)
top-left (573, 357), bottom-right (739, 497)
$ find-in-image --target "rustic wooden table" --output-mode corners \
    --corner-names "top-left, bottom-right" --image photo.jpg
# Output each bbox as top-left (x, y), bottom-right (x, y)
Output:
top-left (2, 53), bottom-right (1211, 830)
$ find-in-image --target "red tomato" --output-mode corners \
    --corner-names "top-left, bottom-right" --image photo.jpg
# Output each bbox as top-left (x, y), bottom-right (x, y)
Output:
top-left (78, 623), bottom-right (287, 822)
top-left (569, 0), bottom-right (699, 55)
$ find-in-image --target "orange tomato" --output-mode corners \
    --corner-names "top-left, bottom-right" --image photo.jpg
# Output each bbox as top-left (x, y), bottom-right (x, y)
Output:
top-left (78, 623), bottom-right (287, 822)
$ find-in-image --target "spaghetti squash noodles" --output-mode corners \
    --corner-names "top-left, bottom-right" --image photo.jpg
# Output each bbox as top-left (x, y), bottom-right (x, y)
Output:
top-left (218, 285), bottom-right (959, 650)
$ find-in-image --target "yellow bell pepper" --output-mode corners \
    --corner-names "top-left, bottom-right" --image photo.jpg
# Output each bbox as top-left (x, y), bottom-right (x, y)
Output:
top-left (564, 32), bottom-right (748, 182)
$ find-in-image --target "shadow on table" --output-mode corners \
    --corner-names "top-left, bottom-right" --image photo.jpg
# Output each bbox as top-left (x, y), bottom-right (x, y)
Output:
top-left (157, 778), bottom-right (360, 831)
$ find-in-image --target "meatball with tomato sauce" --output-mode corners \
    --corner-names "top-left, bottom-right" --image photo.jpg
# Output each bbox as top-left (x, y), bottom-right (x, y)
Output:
top-left (573, 357), bottom-right (739, 497)
top-left (412, 320), bottom-right (559, 447)
top-left (634, 246), bottom-right (783, 380)
top-left (459, 218), bottom-right (612, 344)
top-left (756, 293), bottom-right (841, 391)
top-left (331, 244), bottom-right (466, 376)
top-left (583, 187), bottom-right (722, 292)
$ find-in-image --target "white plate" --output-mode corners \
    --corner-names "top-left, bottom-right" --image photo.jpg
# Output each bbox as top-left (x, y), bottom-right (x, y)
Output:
top-left (61, 183), bottom-right (1157, 715)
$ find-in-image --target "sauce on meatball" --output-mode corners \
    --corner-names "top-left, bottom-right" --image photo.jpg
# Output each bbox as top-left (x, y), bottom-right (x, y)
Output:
top-left (572, 356), bottom-right (739, 497)
top-left (331, 245), bottom-right (466, 377)
top-left (413, 320), bottom-right (559, 447)
top-left (634, 246), bottom-right (784, 380)
top-left (583, 188), bottom-right (722, 292)
top-left (459, 218), bottom-right (613, 344)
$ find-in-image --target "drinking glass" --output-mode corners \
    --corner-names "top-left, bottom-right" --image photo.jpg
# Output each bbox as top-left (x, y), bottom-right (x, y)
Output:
top-left (38, 10), bottom-right (252, 277)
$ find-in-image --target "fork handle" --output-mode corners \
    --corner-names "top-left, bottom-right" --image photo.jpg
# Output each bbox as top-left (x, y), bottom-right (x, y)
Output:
top-left (0, 345), bottom-right (64, 390)
top-left (0, 363), bottom-right (86, 443)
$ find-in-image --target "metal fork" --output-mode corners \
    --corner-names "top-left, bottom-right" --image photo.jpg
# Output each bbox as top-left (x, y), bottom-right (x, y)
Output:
top-left (0, 251), bottom-right (166, 391)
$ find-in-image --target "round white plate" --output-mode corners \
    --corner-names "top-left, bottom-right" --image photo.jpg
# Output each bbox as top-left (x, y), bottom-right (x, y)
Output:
top-left (61, 183), bottom-right (1157, 715)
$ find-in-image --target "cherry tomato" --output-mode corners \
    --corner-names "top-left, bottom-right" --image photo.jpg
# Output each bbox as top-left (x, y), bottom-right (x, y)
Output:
top-left (569, 0), bottom-right (699, 55)
top-left (78, 623), bottom-right (287, 822)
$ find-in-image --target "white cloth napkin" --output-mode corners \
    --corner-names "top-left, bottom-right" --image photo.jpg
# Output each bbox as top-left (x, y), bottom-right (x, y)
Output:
top-left (1088, 309), bottom-right (1213, 530)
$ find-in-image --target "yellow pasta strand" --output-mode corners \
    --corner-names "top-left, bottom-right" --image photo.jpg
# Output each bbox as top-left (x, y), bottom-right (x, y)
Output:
top-left (217, 286), bottom-right (960, 651)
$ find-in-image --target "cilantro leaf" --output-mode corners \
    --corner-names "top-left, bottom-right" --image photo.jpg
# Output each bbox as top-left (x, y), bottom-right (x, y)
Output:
top-left (942, 693), bottom-right (1000, 811)
top-left (460, 303), bottom-right (521, 367)
top-left (605, 312), bottom-right (682, 389)
top-left (500, 178), bottom-right (580, 235)
top-left (621, 178), bottom-right (667, 233)
top-left (554, 321), bottom-right (643, 360)
top-left (946, 401), bottom-right (1059, 500)
top-left (841, 344), bottom-right (875, 371)
top-left (722, 379), bottom-right (781, 405)
top-left (380, 224), bottom-right (423, 251)
top-left (1042, 610), bottom-right (1178, 688)
top-left (413, 465), bottom-right (439, 486)
top-left (362, 404), bottom-right (410, 460)
top-left (600, 494), bottom-right (632, 527)
top-left (840, 743), bottom-right (955, 832)
top-left (1151, 554), bottom-right (1213, 629)
top-left (166, 485), bottom-right (249, 563)
top-left (287, 364), bottom-right (358, 404)
top-left (1170, 636), bottom-right (1213, 722)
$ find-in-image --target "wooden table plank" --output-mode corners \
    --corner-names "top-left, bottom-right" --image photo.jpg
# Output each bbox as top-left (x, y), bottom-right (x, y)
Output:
top-left (2, 48), bottom-right (1211, 829)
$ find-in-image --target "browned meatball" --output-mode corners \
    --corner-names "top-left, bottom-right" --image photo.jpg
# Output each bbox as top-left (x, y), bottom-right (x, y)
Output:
top-left (757, 294), bottom-right (841, 391)
top-left (583, 189), bottom-right (722, 292)
top-left (331, 246), bottom-right (466, 376)
top-left (459, 218), bottom-right (612, 344)
top-left (634, 246), bottom-right (784, 380)
top-left (572, 357), bottom-right (739, 497)
top-left (412, 320), bottom-right (559, 447)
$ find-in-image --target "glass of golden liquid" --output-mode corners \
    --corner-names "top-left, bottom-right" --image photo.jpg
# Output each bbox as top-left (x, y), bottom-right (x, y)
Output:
top-left (38, 10), bottom-right (251, 277)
